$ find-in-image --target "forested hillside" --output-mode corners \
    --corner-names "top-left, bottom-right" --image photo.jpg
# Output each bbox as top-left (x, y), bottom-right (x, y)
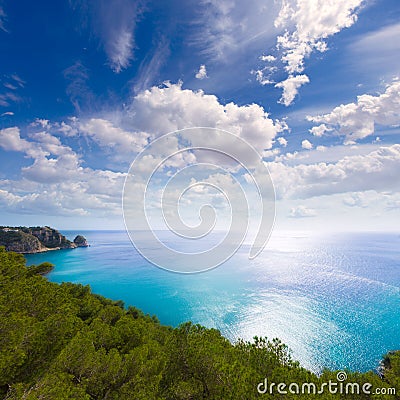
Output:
top-left (0, 247), bottom-right (398, 399)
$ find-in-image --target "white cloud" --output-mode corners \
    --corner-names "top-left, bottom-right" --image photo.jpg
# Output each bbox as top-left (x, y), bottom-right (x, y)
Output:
top-left (289, 205), bottom-right (316, 218)
top-left (0, 125), bottom-right (125, 216)
top-left (0, 126), bottom-right (82, 183)
top-left (253, 69), bottom-right (274, 86)
top-left (0, 83), bottom-right (288, 219)
top-left (195, 64), bottom-right (208, 79)
top-left (22, 154), bottom-right (81, 184)
top-left (342, 192), bottom-right (368, 208)
top-left (301, 139), bottom-right (313, 150)
top-left (260, 55), bottom-right (276, 62)
top-left (0, 4), bottom-right (7, 32)
top-left (54, 82), bottom-right (286, 168)
top-left (277, 137), bottom-right (288, 147)
top-left (108, 29), bottom-right (134, 73)
top-left (275, 0), bottom-right (363, 73)
top-left (262, 148), bottom-right (281, 158)
top-left (0, 91), bottom-right (21, 107)
top-left (1, 111), bottom-right (14, 117)
top-left (275, 74), bottom-right (309, 106)
top-left (10, 74), bottom-right (25, 88)
top-left (307, 80), bottom-right (400, 143)
top-left (274, 143), bottom-right (383, 165)
top-left (386, 194), bottom-right (400, 211)
top-left (193, 0), bottom-right (281, 60)
top-left (78, 118), bottom-right (149, 157)
top-left (131, 36), bottom-right (170, 94)
top-left (127, 82), bottom-right (285, 153)
top-left (57, 121), bottom-right (78, 136)
top-left (1, 75), bottom-right (25, 106)
top-left (0, 127), bottom-right (32, 153)
top-left (258, 0), bottom-right (364, 104)
top-left (268, 144), bottom-right (400, 200)
top-left (309, 123), bottom-right (331, 137)
top-left (71, 0), bottom-right (143, 73)
top-left (3, 83), bottom-right (17, 90)
top-left (31, 119), bottom-right (50, 128)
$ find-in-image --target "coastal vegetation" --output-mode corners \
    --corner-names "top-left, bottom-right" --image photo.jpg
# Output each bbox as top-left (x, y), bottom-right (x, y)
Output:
top-left (0, 246), bottom-right (398, 399)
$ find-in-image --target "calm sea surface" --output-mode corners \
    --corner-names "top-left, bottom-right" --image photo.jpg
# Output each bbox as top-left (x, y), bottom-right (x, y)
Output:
top-left (25, 230), bottom-right (400, 373)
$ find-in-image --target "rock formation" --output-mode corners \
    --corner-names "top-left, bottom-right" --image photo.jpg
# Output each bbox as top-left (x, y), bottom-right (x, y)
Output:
top-left (0, 226), bottom-right (89, 254)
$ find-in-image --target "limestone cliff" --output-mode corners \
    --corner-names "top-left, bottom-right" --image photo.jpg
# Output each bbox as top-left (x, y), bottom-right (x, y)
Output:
top-left (0, 226), bottom-right (89, 254)
top-left (73, 235), bottom-right (89, 247)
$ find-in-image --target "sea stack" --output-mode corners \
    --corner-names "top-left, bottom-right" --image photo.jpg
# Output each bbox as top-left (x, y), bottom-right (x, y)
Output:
top-left (73, 235), bottom-right (89, 247)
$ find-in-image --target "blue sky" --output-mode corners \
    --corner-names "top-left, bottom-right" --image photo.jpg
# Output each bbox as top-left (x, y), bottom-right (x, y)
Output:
top-left (0, 0), bottom-right (399, 231)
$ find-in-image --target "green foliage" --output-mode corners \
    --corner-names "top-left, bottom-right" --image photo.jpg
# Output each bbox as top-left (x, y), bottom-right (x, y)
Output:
top-left (0, 246), bottom-right (398, 399)
top-left (383, 351), bottom-right (400, 393)
top-left (27, 262), bottom-right (54, 276)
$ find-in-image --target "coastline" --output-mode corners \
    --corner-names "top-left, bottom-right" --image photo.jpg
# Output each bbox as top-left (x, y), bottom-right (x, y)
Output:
top-left (0, 226), bottom-right (89, 254)
top-left (2, 246), bottom-right (400, 398)
top-left (24, 230), bottom-right (400, 374)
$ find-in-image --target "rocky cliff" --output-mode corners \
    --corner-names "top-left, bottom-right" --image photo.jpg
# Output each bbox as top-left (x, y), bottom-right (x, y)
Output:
top-left (73, 235), bottom-right (89, 247)
top-left (0, 226), bottom-right (89, 254)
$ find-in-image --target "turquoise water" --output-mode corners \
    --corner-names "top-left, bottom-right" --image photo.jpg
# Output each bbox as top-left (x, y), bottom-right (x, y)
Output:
top-left (25, 230), bottom-right (400, 373)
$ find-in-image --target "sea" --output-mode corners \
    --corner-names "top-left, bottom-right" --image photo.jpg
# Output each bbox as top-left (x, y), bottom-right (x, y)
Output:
top-left (24, 230), bottom-right (400, 374)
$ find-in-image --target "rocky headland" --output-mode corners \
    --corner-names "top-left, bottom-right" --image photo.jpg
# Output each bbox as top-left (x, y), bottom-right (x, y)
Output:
top-left (0, 226), bottom-right (89, 254)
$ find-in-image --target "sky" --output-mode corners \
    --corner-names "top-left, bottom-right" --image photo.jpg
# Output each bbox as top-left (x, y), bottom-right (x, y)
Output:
top-left (0, 0), bottom-right (399, 232)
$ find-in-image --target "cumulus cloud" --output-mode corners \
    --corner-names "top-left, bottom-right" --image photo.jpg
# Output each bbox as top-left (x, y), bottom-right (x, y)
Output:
top-left (0, 83), bottom-right (288, 218)
top-left (195, 64), bottom-right (208, 79)
top-left (289, 205), bottom-right (316, 218)
top-left (275, 74), bottom-right (309, 106)
top-left (127, 82), bottom-right (285, 153)
top-left (253, 69), bottom-right (274, 86)
top-left (301, 139), bottom-right (313, 150)
top-left (0, 125), bottom-right (125, 216)
top-left (258, 0), bottom-right (364, 104)
top-left (0, 127), bottom-right (32, 153)
top-left (274, 0), bottom-right (363, 74)
top-left (268, 144), bottom-right (400, 199)
top-left (57, 82), bottom-right (286, 169)
top-left (277, 137), bottom-right (288, 147)
top-left (307, 80), bottom-right (400, 144)
top-left (309, 123), bottom-right (331, 137)
top-left (78, 118), bottom-right (149, 158)
top-left (3, 80), bottom-right (396, 227)
top-left (260, 55), bottom-right (276, 62)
